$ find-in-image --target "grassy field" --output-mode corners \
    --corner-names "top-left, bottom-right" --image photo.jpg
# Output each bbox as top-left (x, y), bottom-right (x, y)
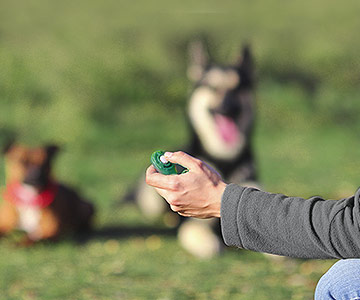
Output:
top-left (1, 0), bottom-right (360, 299)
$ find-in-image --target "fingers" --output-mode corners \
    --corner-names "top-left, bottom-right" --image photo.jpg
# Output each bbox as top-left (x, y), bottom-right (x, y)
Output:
top-left (155, 188), bottom-right (187, 216)
top-left (164, 151), bottom-right (201, 170)
top-left (145, 165), bottom-right (165, 188)
top-left (145, 165), bottom-right (179, 191)
top-left (169, 205), bottom-right (204, 218)
top-left (146, 165), bottom-right (157, 175)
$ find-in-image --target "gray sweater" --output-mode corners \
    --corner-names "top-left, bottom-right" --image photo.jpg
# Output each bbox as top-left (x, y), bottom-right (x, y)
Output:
top-left (220, 184), bottom-right (360, 259)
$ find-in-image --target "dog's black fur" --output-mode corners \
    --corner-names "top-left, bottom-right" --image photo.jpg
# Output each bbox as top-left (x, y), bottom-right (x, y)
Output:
top-left (183, 40), bottom-right (257, 183)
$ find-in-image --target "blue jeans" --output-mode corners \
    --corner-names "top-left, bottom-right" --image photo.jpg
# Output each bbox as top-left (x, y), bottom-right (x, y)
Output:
top-left (315, 259), bottom-right (360, 300)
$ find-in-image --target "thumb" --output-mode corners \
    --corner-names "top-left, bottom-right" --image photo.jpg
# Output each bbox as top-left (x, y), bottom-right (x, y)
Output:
top-left (164, 151), bottom-right (201, 170)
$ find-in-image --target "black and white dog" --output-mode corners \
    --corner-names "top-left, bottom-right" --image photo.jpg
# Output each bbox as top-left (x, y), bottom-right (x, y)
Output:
top-left (134, 41), bottom-right (258, 258)
top-left (185, 40), bottom-right (257, 183)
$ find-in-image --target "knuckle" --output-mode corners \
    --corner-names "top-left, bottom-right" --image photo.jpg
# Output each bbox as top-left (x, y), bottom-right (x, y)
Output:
top-left (170, 205), bottom-right (181, 212)
top-left (169, 197), bottom-right (180, 206)
top-left (195, 159), bottom-right (204, 169)
top-left (174, 151), bottom-right (185, 158)
top-left (166, 194), bottom-right (176, 204)
top-left (167, 179), bottom-right (180, 191)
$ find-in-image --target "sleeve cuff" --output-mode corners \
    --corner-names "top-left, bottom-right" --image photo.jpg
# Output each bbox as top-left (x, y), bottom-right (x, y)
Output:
top-left (220, 183), bottom-right (247, 248)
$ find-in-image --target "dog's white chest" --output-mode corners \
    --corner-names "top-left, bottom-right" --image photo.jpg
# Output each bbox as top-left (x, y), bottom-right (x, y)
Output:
top-left (12, 184), bottom-right (41, 235)
top-left (17, 206), bottom-right (41, 235)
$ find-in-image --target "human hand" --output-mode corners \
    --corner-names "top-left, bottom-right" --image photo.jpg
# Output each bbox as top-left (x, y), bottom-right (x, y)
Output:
top-left (145, 151), bottom-right (227, 218)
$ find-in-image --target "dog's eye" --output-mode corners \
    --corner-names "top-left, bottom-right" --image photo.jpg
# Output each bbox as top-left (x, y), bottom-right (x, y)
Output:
top-left (20, 159), bottom-right (29, 166)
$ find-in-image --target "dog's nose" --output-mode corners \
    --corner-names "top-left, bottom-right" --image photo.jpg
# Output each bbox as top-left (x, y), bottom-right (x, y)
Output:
top-left (23, 166), bottom-right (48, 187)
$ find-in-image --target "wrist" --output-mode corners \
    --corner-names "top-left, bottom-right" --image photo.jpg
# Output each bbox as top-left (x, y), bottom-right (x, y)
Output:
top-left (211, 181), bottom-right (227, 218)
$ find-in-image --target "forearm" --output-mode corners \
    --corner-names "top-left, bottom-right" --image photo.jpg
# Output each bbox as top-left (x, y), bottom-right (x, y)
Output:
top-left (221, 184), bottom-right (360, 259)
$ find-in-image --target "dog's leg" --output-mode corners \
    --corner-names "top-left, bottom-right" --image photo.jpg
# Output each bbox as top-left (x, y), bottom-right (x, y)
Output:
top-left (178, 218), bottom-right (223, 259)
top-left (33, 208), bottom-right (60, 241)
top-left (136, 175), bottom-right (168, 220)
top-left (0, 201), bottom-right (18, 235)
top-left (136, 175), bottom-right (181, 227)
top-left (76, 199), bottom-right (95, 231)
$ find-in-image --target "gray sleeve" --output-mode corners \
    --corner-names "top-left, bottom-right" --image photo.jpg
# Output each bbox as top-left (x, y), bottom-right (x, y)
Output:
top-left (220, 184), bottom-right (360, 259)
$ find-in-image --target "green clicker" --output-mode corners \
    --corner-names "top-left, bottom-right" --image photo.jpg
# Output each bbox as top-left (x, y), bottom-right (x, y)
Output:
top-left (151, 150), bottom-right (188, 175)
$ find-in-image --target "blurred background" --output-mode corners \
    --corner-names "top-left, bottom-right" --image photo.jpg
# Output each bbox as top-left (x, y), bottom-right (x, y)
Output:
top-left (0, 0), bottom-right (360, 299)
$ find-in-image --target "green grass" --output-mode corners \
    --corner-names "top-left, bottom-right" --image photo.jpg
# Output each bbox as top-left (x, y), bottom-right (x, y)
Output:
top-left (0, 238), bottom-right (336, 299)
top-left (1, 0), bottom-right (360, 299)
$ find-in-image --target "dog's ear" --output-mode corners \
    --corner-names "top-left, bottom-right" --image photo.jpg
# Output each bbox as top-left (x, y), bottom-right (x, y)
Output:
top-left (2, 139), bottom-right (15, 155)
top-left (187, 40), bottom-right (209, 82)
top-left (46, 144), bottom-right (60, 161)
top-left (237, 45), bottom-right (254, 87)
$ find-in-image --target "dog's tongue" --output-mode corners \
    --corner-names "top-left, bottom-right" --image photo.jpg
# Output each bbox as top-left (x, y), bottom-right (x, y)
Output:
top-left (16, 184), bottom-right (38, 204)
top-left (214, 114), bottom-right (239, 146)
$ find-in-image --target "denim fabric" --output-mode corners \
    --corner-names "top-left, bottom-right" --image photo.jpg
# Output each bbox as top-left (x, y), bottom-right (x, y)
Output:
top-left (315, 259), bottom-right (360, 300)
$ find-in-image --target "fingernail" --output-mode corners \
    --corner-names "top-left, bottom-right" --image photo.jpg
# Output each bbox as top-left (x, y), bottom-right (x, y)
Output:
top-left (164, 152), bottom-right (173, 158)
top-left (159, 156), bottom-right (168, 163)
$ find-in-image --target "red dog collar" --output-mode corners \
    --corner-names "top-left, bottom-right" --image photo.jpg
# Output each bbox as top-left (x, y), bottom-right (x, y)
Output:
top-left (3, 181), bottom-right (58, 208)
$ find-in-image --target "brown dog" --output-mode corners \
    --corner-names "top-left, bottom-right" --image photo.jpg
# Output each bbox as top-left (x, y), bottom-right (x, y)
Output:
top-left (0, 142), bottom-right (94, 244)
